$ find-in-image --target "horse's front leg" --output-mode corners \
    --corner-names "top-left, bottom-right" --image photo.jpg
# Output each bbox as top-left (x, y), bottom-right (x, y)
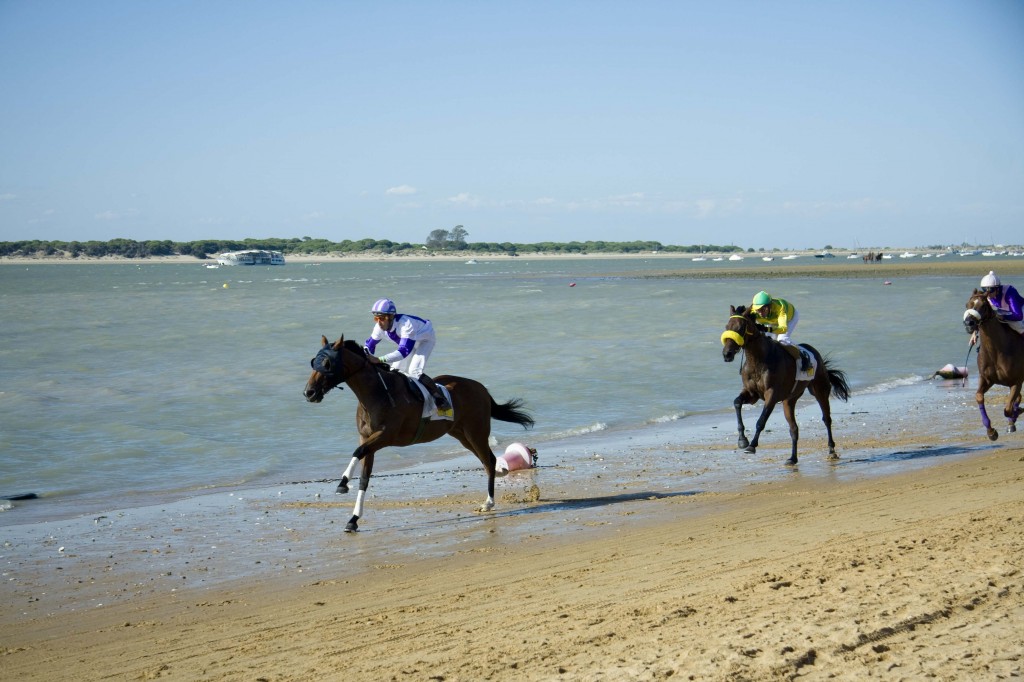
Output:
top-left (734, 391), bottom-right (754, 449)
top-left (745, 395), bottom-right (778, 455)
top-left (343, 452), bottom-right (375, 533)
top-left (976, 380), bottom-right (998, 441)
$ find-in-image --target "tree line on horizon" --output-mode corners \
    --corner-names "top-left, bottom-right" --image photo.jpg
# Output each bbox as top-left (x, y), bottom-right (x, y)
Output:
top-left (0, 237), bottom-right (746, 259)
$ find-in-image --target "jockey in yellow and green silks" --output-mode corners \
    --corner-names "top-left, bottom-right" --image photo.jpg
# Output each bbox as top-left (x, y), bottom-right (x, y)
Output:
top-left (750, 290), bottom-right (809, 371)
top-left (750, 290), bottom-right (799, 346)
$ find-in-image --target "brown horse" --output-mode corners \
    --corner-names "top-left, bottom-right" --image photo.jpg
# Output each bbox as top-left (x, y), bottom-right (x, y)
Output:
top-left (721, 305), bottom-right (851, 464)
top-left (303, 335), bottom-right (534, 532)
top-left (963, 290), bottom-right (1023, 440)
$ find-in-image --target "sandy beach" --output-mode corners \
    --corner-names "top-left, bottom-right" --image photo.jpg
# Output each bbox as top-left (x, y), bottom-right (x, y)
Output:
top-left (3, 392), bottom-right (1023, 681)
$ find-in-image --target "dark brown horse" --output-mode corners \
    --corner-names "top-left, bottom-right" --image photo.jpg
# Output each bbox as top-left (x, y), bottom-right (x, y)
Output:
top-left (721, 305), bottom-right (851, 464)
top-left (304, 336), bottom-right (534, 531)
top-left (963, 290), bottom-right (1023, 440)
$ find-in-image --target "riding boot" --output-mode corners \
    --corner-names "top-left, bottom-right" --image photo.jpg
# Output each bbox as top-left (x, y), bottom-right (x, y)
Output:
top-left (800, 352), bottom-right (811, 372)
top-left (418, 373), bottom-right (451, 411)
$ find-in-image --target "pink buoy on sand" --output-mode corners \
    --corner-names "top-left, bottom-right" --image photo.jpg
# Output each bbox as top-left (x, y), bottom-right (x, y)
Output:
top-left (496, 442), bottom-right (537, 474)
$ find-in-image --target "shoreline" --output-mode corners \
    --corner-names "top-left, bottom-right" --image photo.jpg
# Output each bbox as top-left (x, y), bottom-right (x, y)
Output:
top-left (4, 252), bottom-right (1024, 280)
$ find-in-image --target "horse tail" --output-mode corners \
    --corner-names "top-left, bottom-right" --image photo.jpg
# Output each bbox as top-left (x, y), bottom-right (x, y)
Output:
top-left (491, 396), bottom-right (535, 429)
top-left (822, 357), bottom-right (851, 402)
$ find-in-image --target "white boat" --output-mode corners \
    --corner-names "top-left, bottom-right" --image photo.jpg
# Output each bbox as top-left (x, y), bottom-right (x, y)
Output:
top-left (899, 252), bottom-right (916, 258)
top-left (216, 250), bottom-right (286, 266)
top-left (691, 256), bottom-right (706, 262)
top-left (728, 254), bottom-right (744, 261)
top-left (847, 254), bottom-right (860, 259)
top-left (465, 259), bottom-right (478, 264)
top-left (782, 254), bottom-right (799, 260)
top-left (762, 256), bottom-right (774, 261)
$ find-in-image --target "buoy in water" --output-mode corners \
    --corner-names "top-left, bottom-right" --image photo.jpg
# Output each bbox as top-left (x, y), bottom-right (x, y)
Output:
top-left (569, 282), bottom-right (576, 287)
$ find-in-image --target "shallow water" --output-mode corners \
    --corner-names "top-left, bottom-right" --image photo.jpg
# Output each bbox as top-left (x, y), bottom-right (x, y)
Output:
top-left (0, 257), bottom-right (999, 526)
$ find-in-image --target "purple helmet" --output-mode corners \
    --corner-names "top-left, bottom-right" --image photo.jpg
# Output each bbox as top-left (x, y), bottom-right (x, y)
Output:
top-left (371, 298), bottom-right (397, 315)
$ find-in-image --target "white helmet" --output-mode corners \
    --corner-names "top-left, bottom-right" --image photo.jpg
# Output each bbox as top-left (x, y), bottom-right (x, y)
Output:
top-left (980, 271), bottom-right (1001, 289)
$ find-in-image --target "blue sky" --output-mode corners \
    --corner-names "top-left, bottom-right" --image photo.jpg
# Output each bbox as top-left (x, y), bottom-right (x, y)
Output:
top-left (1, 1), bottom-right (1021, 250)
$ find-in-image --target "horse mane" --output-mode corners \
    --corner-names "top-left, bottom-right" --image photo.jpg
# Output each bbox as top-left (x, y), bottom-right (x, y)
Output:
top-left (343, 339), bottom-right (364, 355)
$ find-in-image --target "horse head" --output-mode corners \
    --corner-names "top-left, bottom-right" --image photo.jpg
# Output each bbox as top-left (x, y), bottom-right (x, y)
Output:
top-left (304, 335), bottom-right (362, 402)
top-left (721, 305), bottom-right (759, 362)
top-left (963, 289), bottom-right (994, 335)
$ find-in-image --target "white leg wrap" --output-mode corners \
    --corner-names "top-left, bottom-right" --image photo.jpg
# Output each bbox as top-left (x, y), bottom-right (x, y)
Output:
top-left (342, 457), bottom-right (359, 481)
top-left (353, 489), bottom-right (366, 518)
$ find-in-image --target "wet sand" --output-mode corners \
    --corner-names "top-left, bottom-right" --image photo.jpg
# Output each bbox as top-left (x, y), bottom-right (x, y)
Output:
top-left (2, 382), bottom-right (1022, 680)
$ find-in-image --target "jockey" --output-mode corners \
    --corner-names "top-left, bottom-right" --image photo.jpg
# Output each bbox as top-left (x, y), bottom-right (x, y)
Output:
top-left (750, 290), bottom-right (810, 371)
top-left (365, 298), bottom-right (451, 411)
top-left (979, 272), bottom-right (1024, 335)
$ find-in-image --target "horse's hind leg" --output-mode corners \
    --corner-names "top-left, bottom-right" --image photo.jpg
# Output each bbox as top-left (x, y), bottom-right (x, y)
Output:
top-left (812, 391), bottom-right (838, 460)
top-left (782, 399), bottom-right (800, 465)
top-left (1005, 385), bottom-right (1022, 433)
top-left (452, 431), bottom-right (497, 513)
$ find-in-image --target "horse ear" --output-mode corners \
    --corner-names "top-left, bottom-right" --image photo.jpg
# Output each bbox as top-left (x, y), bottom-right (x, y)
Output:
top-left (730, 305), bottom-right (737, 314)
top-left (332, 335), bottom-right (345, 350)
top-left (321, 335), bottom-right (329, 347)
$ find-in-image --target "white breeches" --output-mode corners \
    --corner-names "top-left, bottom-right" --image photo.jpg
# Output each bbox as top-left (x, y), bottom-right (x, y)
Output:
top-left (390, 335), bottom-right (435, 378)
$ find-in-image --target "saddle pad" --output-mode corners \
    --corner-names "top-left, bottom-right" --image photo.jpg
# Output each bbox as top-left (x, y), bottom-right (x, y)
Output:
top-left (797, 345), bottom-right (817, 380)
top-left (408, 377), bottom-right (454, 421)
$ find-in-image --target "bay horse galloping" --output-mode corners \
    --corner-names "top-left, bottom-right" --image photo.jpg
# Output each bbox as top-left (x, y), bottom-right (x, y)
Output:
top-left (963, 290), bottom-right (1024, 440)
top-left (721, 305), bottom-right (851, 465)
top-left (304, 336), bottom-right (534, 532)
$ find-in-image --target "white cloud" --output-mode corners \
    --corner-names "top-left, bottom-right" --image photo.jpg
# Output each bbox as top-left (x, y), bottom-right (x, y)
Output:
top-left (386, 185), bottom-right (418, 195)
top-left (0, 193), bottom-right (16, 202)
top-left (447, 192), bottom-right (482, 207)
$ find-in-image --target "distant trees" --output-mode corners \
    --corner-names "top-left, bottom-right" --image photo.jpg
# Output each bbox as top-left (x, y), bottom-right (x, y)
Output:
top-left (0, 236), bottom-right (748, 260)
top-left (425, 225), bottom-right (468, 250)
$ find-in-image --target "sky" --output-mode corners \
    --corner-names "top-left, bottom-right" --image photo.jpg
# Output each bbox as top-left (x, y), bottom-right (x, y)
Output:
top-left (1, 1), bottom-right (1022, 250)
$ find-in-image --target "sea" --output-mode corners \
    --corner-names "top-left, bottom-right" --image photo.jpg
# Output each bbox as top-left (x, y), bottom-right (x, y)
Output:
top-left (0, 255), bottom-right (1006, 527)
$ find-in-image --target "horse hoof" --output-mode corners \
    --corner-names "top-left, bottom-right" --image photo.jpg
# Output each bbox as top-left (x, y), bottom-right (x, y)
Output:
top-left (743, 446), bottom-right (756, 454)
top-left (988, 430), bottom-right (999, 442)
top-left (336, 483), bottom-right (349, 494)
top-left (1009, 425), bottom-right (1017, 434)
top-left (344, 516), bottom-right (359, 532)
top-left (738, 439), bottom-right (750, 449)
top-left (786, 459), bottom-right (798, 466)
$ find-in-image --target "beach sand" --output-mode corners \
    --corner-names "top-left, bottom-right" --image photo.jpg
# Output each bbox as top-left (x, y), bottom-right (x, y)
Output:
top-left (3, 404), bottom-right (1022, 681)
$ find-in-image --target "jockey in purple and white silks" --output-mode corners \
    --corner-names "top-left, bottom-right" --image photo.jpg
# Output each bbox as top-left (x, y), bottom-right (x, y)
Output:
top-left (979, 271), bottom-right (1024, 335)
top-left (365, 298), bottom-right (451, 410)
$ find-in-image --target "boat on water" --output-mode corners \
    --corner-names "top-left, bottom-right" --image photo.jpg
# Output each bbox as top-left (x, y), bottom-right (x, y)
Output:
top-left (728, 254), bottom-right (744, 261)
top-left (216, 250), bottom-right (286, 266)
top-left (814, 251), bottom-right (836, 259)
top-left (691, 256), bottom-right (707, 262)
top-left (762, 256), bottom-right (774, 261)
top-left (782, 254), bottom-right (799, 260)
top-left (465, 259), bottom-right (478, 265)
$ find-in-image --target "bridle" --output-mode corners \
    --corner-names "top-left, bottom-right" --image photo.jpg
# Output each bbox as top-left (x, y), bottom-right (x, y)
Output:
top-left (310, 344), bottom-right (364, 392)
top-left (963, 294), bottom-right (992, 333)
top-left (721, 314), bottom-right (756, 348)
